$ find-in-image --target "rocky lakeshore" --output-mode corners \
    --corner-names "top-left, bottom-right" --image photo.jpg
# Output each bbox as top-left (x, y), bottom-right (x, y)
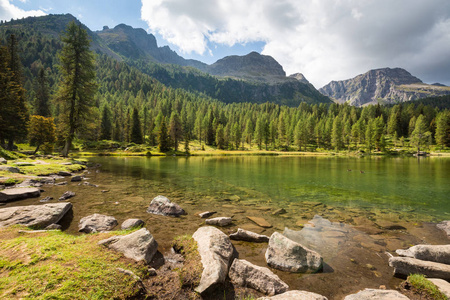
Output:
top-left (1, 159), bottom-right (450, 299)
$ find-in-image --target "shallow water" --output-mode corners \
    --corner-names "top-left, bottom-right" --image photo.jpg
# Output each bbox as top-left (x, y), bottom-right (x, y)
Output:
top-left (5, 155), bottom-right (450, 299)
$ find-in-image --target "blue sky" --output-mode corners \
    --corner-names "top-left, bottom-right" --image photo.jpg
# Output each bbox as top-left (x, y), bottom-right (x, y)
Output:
top-left (1, 0), bottom-right (450, 88)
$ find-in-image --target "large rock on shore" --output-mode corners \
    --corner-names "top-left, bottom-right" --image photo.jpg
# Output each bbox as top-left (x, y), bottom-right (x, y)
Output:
top-left (121, 218), bottom-right (145, 230)
top-left (230, 228), bottom-right (270, 243)
top-left (396, 245), bottom-right (450, 264)
top-left (0, 202), bottom-right (72, 228)
top-left (265, 232), bottom-right (323, 273)
top-left (437, 221), bottom-right (450, 237)
top-left (192, 226), bottom-right (234, 294)
top-left (0, 187), bottom-right (40, 202)
top-left (78, 213), bottom-right (118, 233)
top-left (229, 259), bottom-right (288, 296)
top-left (389, 257), bottom-right (450, 280)
top-left (147, 195), bottom-right (186, 217)
top-left (0, 166), bottom-right (19, 173)
top-left (98, 228), bottom-right (158, 263)
top-left (257, 290), bottom-right (328, 300)
top-left (428, 278), bottom-right (450, 298)
top-left (343, 288), bottom-right (409, 299)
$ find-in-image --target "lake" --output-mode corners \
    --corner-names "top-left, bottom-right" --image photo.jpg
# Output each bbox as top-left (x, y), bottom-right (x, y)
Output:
top-left (8, 155), bottom-right (450, 299)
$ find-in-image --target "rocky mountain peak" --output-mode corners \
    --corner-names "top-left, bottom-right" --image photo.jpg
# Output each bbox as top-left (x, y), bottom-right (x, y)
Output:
top-left (289, 73), bottom-right (311, 85)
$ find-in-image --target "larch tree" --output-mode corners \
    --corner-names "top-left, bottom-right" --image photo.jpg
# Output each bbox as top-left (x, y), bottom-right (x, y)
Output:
top-left (28, 115), bottom-right (56, 154)
top-left (130, 107), bottom-right (143, 144)
top-left (410, 114), bottom-right (431, 153)
top-left (34, 67), bottom-right (51, 117)
top-left (57, 22), bottom-right (97, 157)
top-left (435, 111), bottom-right (450, 148)
top-left (169, 111), bottom-right (182, 151)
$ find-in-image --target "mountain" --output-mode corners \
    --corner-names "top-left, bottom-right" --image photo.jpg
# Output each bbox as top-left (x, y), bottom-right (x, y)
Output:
top-left (320, 68), bottom-right (450, 106)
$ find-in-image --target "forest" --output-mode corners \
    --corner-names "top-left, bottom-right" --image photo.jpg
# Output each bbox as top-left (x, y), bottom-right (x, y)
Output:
top-left (1, 21), bottom-right (450, 156)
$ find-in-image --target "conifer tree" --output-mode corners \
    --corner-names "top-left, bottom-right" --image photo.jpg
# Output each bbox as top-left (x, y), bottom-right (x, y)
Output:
top-left (130, 107), bottom-right (143, 144)
top-left (28, 115), bottom-right (56, 154)
top-left (34, 67), bottom-right (51, 117)
top-left (215, 124), bottom-right (225, 150)
top-left (57, 22), bottom-right (97, 156)
top-left (100, 106), bottom-right (112, 140)
top-left (410, 114), bottom-right (431, 153)
top-left (169, 111), bottom-right (182, 151)
top-left (158, 117), bottom-right (170, 152)
top-left (435, 111), bottom-right (450, 148)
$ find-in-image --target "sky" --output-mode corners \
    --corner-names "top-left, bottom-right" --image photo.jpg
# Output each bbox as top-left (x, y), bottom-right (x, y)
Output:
top-left (1, 0), bottom-right (449, 88)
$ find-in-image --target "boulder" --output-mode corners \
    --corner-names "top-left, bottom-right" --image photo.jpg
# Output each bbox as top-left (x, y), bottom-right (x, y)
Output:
top-left (70, 175), bottom-right (83, 182)
top-left (389, 257), bottom-right (450, 280)
top-left (40, 196), bottom-right (53, 203)
top-left (437, 221), bottom-right (450, 237)
top-left (205, 217), bottom-right (232, 226)
top-left (58, 171), bottom-right (72, 176)
top-left (98, 228), bottom-right (158, 263)
top-left (343, 288), bottom-right (409, 300)
top-left (229, 259), bottom-right (288, 296)
top-left (396, 245), bottom-right (450, 264)
top-left (229, 228), bottom-right (269, 243)
top-left (121, 218), bottom-right (145, 230)
top-left (45, 223), bottom-right (62, 230)
top-left (0, 157), bottom-right (6, 164)
top-left (257, 290), bottom-right (328, 300)
top-left (0, 166), bottom-right (20, 173)
top-left (428, 278), bottom-right (450, 298)
top-left (0, 187), bottom-right (40, 202)
top-left (78, 213), bottom-right (118, 233)
top-left (199, 211), bottom-right (217, 218)
top-left (265, 232), bottom-right (323, 273)
top-left (0, 202), bottom-right (72, 229)
top-left (59, 191), bottom-right (75, 201)
top-left (272, 208), bottom-right (286, 215)
top-left (192, 226), bottom-right (234, 294)
top-left (146, 195), bottom-right (186, 217)
top-left (14, 162), bottom-right (34, 166)
top-left (247, 216), bottom-right (272, 228)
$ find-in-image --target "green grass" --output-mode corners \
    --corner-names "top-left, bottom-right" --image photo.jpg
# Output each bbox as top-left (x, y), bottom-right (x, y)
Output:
top-left (0, 226), bottom-right (147, 299)
top-left (407, 274), bottom-right (448, 300)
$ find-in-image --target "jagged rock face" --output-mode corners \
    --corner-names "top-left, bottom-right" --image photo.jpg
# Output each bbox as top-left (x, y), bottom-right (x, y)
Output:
top-left (319, 68), bottom-right (450, 106)
top-left (207, 52), bottom-right (286, 78)
top-left (289, 73), bottom-right (311, 85)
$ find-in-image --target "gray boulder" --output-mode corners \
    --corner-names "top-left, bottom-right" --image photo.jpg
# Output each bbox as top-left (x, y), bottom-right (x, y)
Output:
top-left (396, 245), bottom-right (450, 264)
top-left (0, 166), bottom-right (20, 173)
top-left (59, 191), bottom-right (75, 201)
top-left (230, 228), bottom-right (269, 243)
top-left (45, 223), bottom-right (62, 230)
top-left (78, 213), bottom-right (118, 233)
top-left (257, 290), bottom-right (328, 300)
top-left (265, 232), bottom-right (323, 273)
top-left (0, 187), bottom-right (40, 202)
top-left (70, 175), bottom-right (83, 182)
top-left (199, 211), bottom-right (216, 218)
top-left (428, 278), bottom-right (450, 298)
top-left (205, 217), bottom-right (232, 226)
top-left (437, 221), bottom-right (450, 237)
top-left (147, 195), bottom-right (186, 217)
top-left (343, 288), bottom-right (409, 300)
top-left (389, 256), bottom-right (450, 280)
top-left (229, 259), bottom-right (288, 296)
top-left (58, 171), bottom-right (72, 176)
top-left (121, 218), bottom-right (145, 230)
top-left (0, 202), bottom-right (72, 229)
top-left (98, 228), bottom-right (158, 263)
top-left (0, 157), bottom-right (6, 164)
top-left (192, 226), bottom-right (234, 294)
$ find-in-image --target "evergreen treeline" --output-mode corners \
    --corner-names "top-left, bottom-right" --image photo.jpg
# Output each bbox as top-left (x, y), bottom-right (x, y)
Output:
top-left (0, 21), bottom-right (449, 154)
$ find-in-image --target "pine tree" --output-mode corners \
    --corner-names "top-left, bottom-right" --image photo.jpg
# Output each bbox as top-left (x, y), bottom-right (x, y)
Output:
top-left (57, 22), bottom-right (97, 156)
top-left (331, 116), bottom-right (343, 150)
top-left (100, 106), bottom-right (112, 140)
top-left (410, 114), bottom-right (431, 153)
top-left (34, 67), bottom-right (51, 117)
top-left (169, 111), bottom-right (182, 151)
top-left (435, 111), bottom-right (450, 148)
top-left (158, 117), bottom-right (170, 152)
top-left (215, 124), bottom-right (225, 150)
top-left (130, 107), bottom-right (143, 144)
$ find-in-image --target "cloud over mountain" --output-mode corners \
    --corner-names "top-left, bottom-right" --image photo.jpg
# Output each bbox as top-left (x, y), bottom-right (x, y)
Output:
top-left (140, 0), bottom-right (450, 88)
top-left (0, 0), bottom-right (46, 21)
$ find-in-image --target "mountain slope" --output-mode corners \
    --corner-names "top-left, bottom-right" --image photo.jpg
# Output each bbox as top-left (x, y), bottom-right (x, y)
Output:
top-left (320, 68), bottom-right (450, 106)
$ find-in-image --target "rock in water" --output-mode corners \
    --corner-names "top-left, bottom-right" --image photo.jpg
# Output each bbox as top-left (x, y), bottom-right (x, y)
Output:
top-left (229, 228), bottom-right (270, 243)
top-left (192, 226), bottom-right (234, 294)
top-left (198, 211), bottom-right (216, 218)
top-left (247, 216), bottom-right (272, 228)
top-left (389, 257), bottom-right (450, 280)
top-left (229, 259), bottom-right (288, 296)
top-left (98, 228), bottom-right (158, 263)
top-left (121, 218), bottom-right (145, 230)
top-left (396, 245), bottom-right (450, 264)
top-left (59, 191), bottom-right (75, 201)
top-left (146, 195), bottom-right (186, 217)
top-left (0, 202), bottom-right (72, 229)
top-left (437, 221), bottom-right (450, 237)
top-left (70, 175), bottom-right (83, 182)
top-left (78, 213), bottom-right (118, 233)
top-left (0, 187), bottom-right (40, 202)
top-left (343, 288), bottom-right (410, 300)
top-left (257, 290), bottom-right (328, 300)
top-left (265, 232), bottom-right (323, 273)
top-left (205, 217), bottom-right (232, 226)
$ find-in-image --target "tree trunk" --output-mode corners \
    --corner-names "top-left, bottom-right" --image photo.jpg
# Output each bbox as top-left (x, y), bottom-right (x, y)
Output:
top-left (7, 138), bottom-right (14, 151)
top-left (33, 143), bottom-right (41, 155)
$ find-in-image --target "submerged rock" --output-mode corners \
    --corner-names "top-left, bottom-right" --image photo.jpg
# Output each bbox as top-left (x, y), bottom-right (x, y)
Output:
top-left (229, 258), bottom-right (288, 296)
top-left (257, 290), bottom-right (328, 300)
top-left (343, 288), bottom-right (409, 300)
top-left (265, 232), bottom-right (323, 273)
top-left (99, 228), bottom-right (158, 263)
top-left (396, 244), bottom-right (450, 264)
top-left (58, 191), bottom-right (75, 201)
top-left (121, 218), bottom-right (145, 230)
top-left (437, 221), bottom-right (450, 237)
top-left (192, 226), bottom-right (234, 294)
top-left (147, 195), bottom-right (186, 217)
top-left (205, 217), bottom-right (232, 227)
top-left (70, 175), bottom-right (83, 182)
top-left (198, 211), bottom-right (216, 218)
top-left (247, 216), bottom-right (272, 228)
top-left (389, 256), bottom-right (450, 280)
top-left (78, 213), bottom-right (118, 233)
top-left (229, 228), bottom-right (270, 243)
top-left (0, 202), bottom-right (72, 229)
top-left (0, 187), bottom-right (40, 202)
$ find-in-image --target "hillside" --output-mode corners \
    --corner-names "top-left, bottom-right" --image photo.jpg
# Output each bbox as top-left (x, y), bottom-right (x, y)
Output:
top-left (320, 68), bottom-right (450, 106)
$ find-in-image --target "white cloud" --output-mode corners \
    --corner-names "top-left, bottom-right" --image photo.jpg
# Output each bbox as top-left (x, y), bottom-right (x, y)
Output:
top-left (0, 0), bottom-right (46, 22)
top-left (141, 0), bottom-right (450, 87)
